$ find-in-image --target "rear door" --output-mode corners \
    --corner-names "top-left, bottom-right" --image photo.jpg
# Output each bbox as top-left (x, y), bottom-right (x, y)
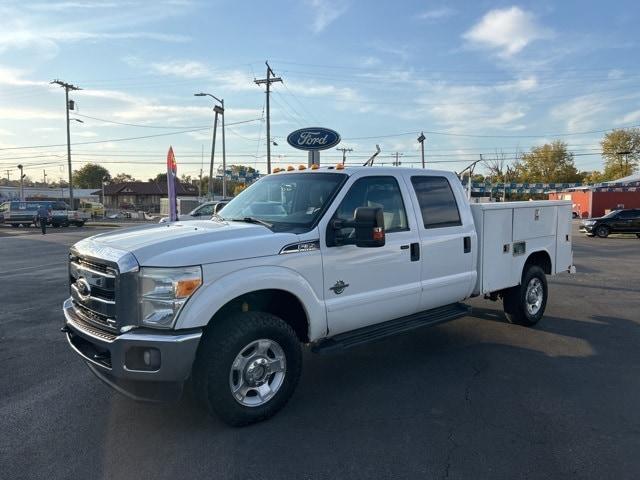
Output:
top-left (405, 174), bottom-right (477, 310)
top-left (615, 210), bottom-right (638, 232)
top-left (320, 173), bottom-right (422, 335)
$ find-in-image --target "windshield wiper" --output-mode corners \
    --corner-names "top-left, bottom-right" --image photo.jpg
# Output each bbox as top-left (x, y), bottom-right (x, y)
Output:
top-left (228, 217), bottom-right (273, 228)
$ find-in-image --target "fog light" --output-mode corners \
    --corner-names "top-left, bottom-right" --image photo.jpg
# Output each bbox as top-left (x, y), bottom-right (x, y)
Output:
top-left (125, 347), bottom-right (161, 371)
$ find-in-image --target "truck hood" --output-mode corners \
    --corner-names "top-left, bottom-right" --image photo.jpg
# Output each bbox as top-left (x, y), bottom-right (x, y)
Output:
top-left (75, 220), bottom-right (300, 266)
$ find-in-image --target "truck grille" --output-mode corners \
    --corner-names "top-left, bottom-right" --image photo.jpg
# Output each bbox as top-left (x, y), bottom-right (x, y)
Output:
top-left (69, 256), bottom-right (118, 332)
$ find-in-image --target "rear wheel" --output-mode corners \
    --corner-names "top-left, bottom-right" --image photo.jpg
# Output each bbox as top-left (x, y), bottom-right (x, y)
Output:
top-left (503, 265), bottom-right (548, 326)
top-left (193, 311), bottom-right (302, 427)
top-left (595, 225), bottom-right (609, 238)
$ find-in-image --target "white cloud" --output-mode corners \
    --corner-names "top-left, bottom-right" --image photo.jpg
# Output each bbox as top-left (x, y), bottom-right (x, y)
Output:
top-left (27, 2), bottom-right (120, 12)
top-left (0, 66), bottom-right (49, 87)
top-left (416, 7), bottom-right (456, 21)
top-left (463, 6), bottom-right (551, 57)
top-left (0, 107), bottom-right (62, 121)
top-left (615, 109), bottom-right (640, 124)
top-left (150, 61), bottom-right (210, 79)
top-left (551, 95), bottom-right (607, 133)
top-left (608, 69), bottom-right (624, 80)
top-left (306, 0), bottom-right (348, 33)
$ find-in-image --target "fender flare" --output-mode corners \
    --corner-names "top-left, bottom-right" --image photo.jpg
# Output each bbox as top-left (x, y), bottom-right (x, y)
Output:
top-left (175, 265), bottom-right (327, 341)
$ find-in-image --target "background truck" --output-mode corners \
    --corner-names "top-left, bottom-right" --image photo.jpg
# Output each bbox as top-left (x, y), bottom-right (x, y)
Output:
top-left (62, 167), bottom-right (574, 426)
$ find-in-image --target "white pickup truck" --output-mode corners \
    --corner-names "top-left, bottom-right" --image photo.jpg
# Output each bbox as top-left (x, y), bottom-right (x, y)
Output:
top-left (62, 167), bottom-right (574, 426)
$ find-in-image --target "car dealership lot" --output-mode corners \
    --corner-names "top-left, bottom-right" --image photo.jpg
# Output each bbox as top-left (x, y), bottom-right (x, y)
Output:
top-left (1, 223), bottom-right (639, 479)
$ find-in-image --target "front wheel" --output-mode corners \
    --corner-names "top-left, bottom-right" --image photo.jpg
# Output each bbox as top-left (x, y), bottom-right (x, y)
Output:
top-left (193, 311), bottom-right (302, 427)
top-left (503, 265), bottom-right (548, 326)
top-left (595, 225), bottom-right (609, 238)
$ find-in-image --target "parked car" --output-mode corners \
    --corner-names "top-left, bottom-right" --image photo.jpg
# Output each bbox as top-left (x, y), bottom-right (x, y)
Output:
top-left (68, 210), bottom-right (90, 227)
top-left (0, 200), bottom-right (70, 227)
top-left (158, 200), bottom-right (229, 223)
top-left (63, 167), bottom-right (574, 426)
top-left (579, 209), bottom-right (640, 238)
top-left (79, 201), bottom-right (105, 218)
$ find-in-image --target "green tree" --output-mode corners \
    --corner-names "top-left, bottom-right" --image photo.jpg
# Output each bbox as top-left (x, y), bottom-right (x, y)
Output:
top-left (580, 170), bottom-right (605, 184)
top-left (518, 141), bottom-right (581, 183)
top-left (73, 163), bottom-right (111, 188)
top-left (600, 128), bottom-right (640, 180)
top-left (150, 173), bottom-right (167, 183)
top-left (111, 172), bottom-right (136, 183)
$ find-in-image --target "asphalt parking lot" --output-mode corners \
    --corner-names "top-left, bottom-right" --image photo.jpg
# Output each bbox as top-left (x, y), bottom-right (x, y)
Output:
top-left (1, 223), bottom-right (639, 479)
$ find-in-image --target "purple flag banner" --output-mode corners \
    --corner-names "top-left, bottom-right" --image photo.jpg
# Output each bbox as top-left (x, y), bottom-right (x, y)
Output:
top-left (167, 146), bottom-right (178, 221)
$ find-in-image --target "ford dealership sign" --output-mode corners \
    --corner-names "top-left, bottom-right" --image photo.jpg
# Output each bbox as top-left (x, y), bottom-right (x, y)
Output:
top-left (287, 127), bottom-right (341, 151)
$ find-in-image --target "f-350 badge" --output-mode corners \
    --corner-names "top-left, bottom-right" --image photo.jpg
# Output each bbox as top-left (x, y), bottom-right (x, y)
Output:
top-left (330, 280), bottom-right (349, 295)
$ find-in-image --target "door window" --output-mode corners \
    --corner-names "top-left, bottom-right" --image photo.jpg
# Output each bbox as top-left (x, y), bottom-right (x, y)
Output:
top-left (196, 204), bottom-right (214, 216)
top-left (411, 176), bottom-right (461, 229)
top-left (333, 176), bottom-right (408, 236)
top-left (618, 210), bottom-right (637, 219)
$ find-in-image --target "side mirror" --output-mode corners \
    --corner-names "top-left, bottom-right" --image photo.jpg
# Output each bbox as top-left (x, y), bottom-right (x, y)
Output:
top-left (328, 206), bottom-right (385, 247)
top-left (353, 207), bottom-right (385, 247)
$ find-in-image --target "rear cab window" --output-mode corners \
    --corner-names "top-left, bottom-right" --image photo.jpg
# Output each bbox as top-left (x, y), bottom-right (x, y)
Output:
top-left (410, 176), bottom-right (462, 229)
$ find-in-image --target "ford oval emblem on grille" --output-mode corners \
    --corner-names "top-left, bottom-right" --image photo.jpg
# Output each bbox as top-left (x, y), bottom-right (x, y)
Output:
top-left (76, 278), bottom-right (92, 299)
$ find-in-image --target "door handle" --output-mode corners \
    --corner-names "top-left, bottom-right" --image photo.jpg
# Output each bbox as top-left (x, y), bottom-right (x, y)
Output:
top-left (400, 244), bottom-right (410, 250)
top-left (463, 236), bottom-right (471, 253)
top-left (410, 243), bottom-right (420, 261)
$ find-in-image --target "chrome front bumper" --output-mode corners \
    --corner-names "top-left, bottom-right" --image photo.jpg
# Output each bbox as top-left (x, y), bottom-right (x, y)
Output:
top-left (62, 298), bottom-right (202, 402)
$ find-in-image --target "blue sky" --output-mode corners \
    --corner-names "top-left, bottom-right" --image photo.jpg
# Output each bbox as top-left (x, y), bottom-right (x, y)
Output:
top-left (0, 0), bottom-right (639, 182)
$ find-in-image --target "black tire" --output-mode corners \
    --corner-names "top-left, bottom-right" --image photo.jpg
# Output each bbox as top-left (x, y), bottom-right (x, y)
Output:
top-left (595, 225), bottom-right (609, 238)
top-left (503, 265), bottom-right (548, 326)
top-left (193, 311), bottom-right (302, 427)
top-left (75, 221), bottom-right (85, 227)
top-left (636, 233), bottom-right (640, 239)
top-left (11, 224), bottom-right (18, 228)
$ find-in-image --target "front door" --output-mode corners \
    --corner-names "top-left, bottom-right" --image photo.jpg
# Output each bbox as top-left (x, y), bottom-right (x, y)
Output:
top-left (320, 174), bottom-right (422, 336)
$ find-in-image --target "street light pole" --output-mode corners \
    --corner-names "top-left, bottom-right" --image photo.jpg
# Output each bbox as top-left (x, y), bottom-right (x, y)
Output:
top-left (17, 164), bottom-right (24, 201)
top-left (220, 99), bottom-right (227, 198)
top-left (417, 132), bottom-right (426, 168)
top-left (195, 93), bottom-right (225, 199)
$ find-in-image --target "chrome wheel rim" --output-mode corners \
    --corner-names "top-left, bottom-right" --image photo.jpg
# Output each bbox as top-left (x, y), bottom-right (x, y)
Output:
top-left (229, 339), bottom-right (286, 407)
top-left (525, 278), bottom-right (544, 315)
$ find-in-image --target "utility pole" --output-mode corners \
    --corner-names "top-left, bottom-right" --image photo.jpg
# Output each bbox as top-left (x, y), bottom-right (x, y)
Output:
top-left (392, 152), bottom-right (403, 166)
top-left (336, 147), bottom-right (353, 165)
top-left (254, 61), bottom-right (282, 174)
top-left (417, 132), bottom-right (426, 168)
top-left (43, 170), bottom-right (47, 186)
top-left (51, 79), bottom-right (81, 208)
top-left (5, 170), bottom-right (10, 182)
top-left (17, 164), bottom-right (24, 201)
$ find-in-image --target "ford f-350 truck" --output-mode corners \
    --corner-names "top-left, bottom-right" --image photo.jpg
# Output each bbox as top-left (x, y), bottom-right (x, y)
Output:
top-left (62, 167), bottom-right (574, 426)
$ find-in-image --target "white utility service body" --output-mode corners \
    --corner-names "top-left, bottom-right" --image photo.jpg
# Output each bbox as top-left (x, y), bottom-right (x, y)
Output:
top-left (62, 166), bottom-right (574, 425)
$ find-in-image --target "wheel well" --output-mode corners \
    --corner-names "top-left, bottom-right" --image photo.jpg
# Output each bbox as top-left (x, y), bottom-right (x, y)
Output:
top-left (525, 250), bottom-right (552, 275)
top-left (210, 289), bottom-right (310, 343)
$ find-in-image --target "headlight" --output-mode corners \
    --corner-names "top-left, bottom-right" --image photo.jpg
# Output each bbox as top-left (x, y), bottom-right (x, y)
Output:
top-left (583, 220), bottom-right (596, 225)
top-left (139, 266), bottom-right (202, 328)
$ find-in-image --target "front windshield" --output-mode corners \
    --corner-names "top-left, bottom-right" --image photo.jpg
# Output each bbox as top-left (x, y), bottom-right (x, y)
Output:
top-left (220, 172), bottom-right (347, 232)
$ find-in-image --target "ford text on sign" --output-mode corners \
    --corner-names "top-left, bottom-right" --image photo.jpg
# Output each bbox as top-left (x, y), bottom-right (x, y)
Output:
top-left (287, 127), bottom-right (341, 151)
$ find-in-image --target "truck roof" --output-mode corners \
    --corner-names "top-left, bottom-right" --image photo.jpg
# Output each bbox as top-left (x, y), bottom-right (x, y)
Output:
top-left (271, 165), bottom-right (457, 177)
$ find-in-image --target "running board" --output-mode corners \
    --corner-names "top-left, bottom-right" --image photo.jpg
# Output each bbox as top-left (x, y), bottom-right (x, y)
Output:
top-left (312, 303), bottom-right (471, 354)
